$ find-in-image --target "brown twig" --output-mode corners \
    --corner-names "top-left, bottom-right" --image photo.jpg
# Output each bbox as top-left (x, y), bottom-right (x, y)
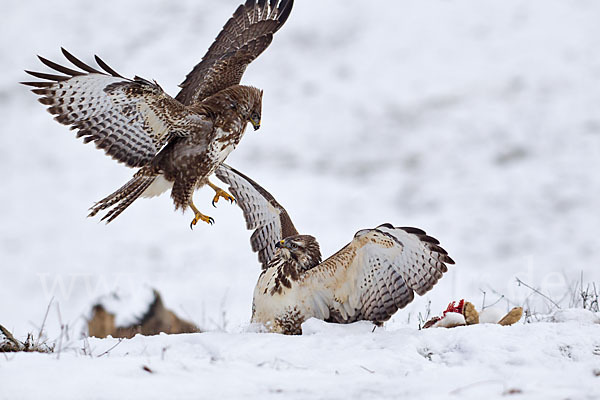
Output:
top-left (515, 277), bottom-right (561, 309)
top-left (96, 338), bottom-right (123, 358)
top-left (37, 297), bottom-right (54, 342)
top-left (360, 365), bottom-right (375, 374)
top-left (0, 324), bottom-right (23, 351)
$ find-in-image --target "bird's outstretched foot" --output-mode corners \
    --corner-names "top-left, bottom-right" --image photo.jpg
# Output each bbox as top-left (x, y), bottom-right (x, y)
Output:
top-left (190, 212), bottom-right (214, 229)
top-left (208, 181), bottom-right (235, 207)
top-left (211, 188), bottom-right (235, 208)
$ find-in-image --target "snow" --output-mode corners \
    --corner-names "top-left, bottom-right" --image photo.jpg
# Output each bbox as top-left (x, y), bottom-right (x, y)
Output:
top-left (1, 0), bottom-right (600, 398)
top-left (550, 308), bottom-right (600, 325)
top-left (479, 308), bottom-right (507, 324)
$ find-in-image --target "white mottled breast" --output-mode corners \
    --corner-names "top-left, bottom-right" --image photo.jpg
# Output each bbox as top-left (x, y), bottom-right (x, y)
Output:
top-left (252, 268), bottom-right (298, 325)
top-left (251, 265), bottom-right (326, 331)
top-left (213, 126), bottom-right (243, 163)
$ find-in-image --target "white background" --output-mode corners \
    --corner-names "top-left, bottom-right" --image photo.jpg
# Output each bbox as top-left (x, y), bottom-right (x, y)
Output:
top-left (1, 1), bottom-right (599, 398)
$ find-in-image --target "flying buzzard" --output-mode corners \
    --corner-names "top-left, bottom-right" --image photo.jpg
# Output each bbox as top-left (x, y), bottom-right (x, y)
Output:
top-left (215, 164), bottom-right (455, 334)
top-left (22, 0), bottom-right (293, 228)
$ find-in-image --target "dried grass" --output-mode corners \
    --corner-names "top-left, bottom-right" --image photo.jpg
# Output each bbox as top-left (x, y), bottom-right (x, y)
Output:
top-left (0, 324), bottom-right (53, 353)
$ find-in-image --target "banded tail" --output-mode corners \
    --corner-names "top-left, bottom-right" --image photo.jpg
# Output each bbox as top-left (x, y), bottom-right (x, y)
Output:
top-left (89, 174), bottom-right (157, 223)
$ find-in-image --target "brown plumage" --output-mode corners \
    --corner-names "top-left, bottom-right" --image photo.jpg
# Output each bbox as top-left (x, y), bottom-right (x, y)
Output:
top-left (216, 164), bottom-right (455, 334)
top-left (176, 0), bottom-right (293, 105)
top-left (22, 0), bottom-right (293, 226)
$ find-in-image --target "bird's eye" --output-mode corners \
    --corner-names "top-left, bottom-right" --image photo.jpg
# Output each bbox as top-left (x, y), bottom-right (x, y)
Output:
top-left (251, 112), bottom-right (259, 121)
top-left (291, 243), bottom-right (298, 249)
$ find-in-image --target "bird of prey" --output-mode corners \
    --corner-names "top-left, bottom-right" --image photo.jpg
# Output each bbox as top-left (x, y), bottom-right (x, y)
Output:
top-left (22, 0), bottom-right (293, 228)
top-left (215, 164), bottom-right (455, 334)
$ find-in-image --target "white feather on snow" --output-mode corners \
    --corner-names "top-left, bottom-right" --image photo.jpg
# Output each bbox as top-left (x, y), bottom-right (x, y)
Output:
top-left (432, 312), bottom-right (467, 328)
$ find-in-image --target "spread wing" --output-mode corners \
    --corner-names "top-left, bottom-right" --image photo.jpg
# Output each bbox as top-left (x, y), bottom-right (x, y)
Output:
top-left (175, 0), bottom-right (293, 105)
top-left (22, 48), bottom-right (208, 168)
top-left (301, 225), bottom-right (455, 324)
top-left (215, 163), bottom-right (298, 269)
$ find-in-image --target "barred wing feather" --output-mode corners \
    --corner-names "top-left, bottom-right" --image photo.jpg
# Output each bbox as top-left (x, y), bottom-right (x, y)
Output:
top-left (302, 225), bottom-right (454, 324)
top-left (176, 0), bottom-right (293, 105)
top-left (215, 163), bottom-right (298, 269)
top-left (22, 49), bottom-right (207, 168)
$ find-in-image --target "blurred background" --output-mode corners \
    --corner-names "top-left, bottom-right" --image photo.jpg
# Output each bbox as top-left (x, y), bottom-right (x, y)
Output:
top-left (1, 0), bottom-right (599, 337)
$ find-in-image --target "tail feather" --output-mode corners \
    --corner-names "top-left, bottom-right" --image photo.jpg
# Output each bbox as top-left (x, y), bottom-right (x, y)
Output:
top-left (89, 176), bottom-right (146, 212)
top-left (89, 175), bottom-right (156, 223)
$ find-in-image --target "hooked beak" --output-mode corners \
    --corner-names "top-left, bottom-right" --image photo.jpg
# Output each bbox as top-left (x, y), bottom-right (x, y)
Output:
top-left (275, 240), bottom-right (285, 249)
top-left (250, 118), bottom-right (261, 131)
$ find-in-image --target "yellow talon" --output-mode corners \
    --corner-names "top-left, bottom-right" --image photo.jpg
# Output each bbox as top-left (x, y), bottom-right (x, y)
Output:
top-left (189, 200), bottom-right (214, 230)
top-left (190, 212), bottom-right (214, 229)
top-left (208, 181), bottom-right (235, 207)
top-left (211, 189), bottom-right (235, 207)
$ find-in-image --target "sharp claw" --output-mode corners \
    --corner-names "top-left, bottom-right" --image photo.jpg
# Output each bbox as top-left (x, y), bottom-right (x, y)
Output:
top-left (210, 188), bottom-right (235, 207)
top-left (190, 213), bottom-right (213, 227)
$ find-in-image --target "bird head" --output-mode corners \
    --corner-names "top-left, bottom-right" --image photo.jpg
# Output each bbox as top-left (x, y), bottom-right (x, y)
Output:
top-left (248, 88), bottom-right (263, 131)
top-left (249, 110), bottom-right (261, 131)
top-left (275, 235), bottom-right (322, 271)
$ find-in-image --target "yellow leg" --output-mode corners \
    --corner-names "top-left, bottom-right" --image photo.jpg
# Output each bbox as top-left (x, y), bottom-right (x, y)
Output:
top-left (189, 200), bottom-right (214, 229)
top-left (208, 180), bottom-right (235, 207)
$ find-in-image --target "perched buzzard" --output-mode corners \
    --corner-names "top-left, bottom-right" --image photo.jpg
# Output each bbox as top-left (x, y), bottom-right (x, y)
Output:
top-left (215, 164), bottom-right (455, 334)
top-left (22, 0), bottom-right (293, 227)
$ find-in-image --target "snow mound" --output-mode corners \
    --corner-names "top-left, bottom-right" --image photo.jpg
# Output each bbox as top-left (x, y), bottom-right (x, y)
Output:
top-left (301, 318), bottom-right (376, 335)
top-left (550, 308), bottom-right (600, 324)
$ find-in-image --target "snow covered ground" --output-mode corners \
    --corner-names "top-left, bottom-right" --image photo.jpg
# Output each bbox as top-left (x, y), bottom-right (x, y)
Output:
top-left (1, 0), bottom-right (600, 398)
top-left (2, 311), bottom-right (600, 400)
